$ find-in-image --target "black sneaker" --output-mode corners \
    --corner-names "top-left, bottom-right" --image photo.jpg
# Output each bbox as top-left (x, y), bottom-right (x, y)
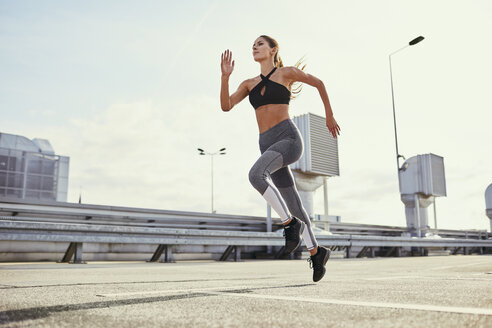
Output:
top-left (282, 216), bottom-right (304, 255)
top-left (307, 246), bottom-right (330, 282)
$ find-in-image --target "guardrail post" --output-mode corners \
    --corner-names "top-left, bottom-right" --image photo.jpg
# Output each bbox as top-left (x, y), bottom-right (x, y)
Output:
top-left (59, 242), bottom-right (76, 263)
top-left (162, 245), bottom-right (175, 263)
top-left (220, 245), bottom-right (234, 261)
top-left (356, 246), bottom-right (367, 258)
top-left (58, 242), bottom-right (86, 264)
top-left (149, 244), bottom-right (162, 262)
top-left (148, 244), bottom-right (175, 263)
top-left (219, 246), bottom-right (241, 261)
top-left (234, 246), bottom-right (242, 262)
top-left (72, 242), bottom-right (85, 264)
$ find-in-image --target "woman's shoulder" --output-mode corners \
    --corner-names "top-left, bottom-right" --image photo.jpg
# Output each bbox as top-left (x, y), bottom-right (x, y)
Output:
top-left (241, 76), bottom-right (261, 92)
top-left (277, 66), bottom-right (300, 75)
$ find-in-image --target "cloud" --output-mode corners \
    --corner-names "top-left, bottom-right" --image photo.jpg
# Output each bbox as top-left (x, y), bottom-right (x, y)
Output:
top-left (7, 96), bottom-right (269, 217)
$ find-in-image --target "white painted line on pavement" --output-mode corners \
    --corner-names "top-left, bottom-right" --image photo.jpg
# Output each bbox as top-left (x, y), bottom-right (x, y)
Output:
top-left (426, 261), bottom-right (492, 271)
top-left (203, 291), bottom-right (492, 316)
top-left (362, 275), bottom-right (492, 281)
top-left (97, 285), bottom-right (276, 297)
top-left (362, 275), bottom-right (417, 281)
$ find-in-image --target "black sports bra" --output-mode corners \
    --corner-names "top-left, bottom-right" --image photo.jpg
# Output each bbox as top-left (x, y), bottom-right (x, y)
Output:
top-left (248, 67), bottom-right (291, 110)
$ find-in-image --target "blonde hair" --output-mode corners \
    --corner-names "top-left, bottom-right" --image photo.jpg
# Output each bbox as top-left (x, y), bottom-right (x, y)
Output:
top-left (259, 35), bottom-right (305, 99)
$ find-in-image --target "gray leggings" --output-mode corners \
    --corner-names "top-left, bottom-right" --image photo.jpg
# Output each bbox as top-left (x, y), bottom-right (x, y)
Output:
top-left (248, 118), bottom-right (318, 250)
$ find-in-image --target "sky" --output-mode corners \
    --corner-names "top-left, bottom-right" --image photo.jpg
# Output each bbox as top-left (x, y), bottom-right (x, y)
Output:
top-left (1, 0), bottom-right (491, 231)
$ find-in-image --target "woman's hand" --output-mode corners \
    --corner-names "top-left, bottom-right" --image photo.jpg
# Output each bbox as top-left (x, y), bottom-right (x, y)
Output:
top-left (221, 49), bottom-right (234, 77)
top-left (326, 115), bottom-right (340, 139)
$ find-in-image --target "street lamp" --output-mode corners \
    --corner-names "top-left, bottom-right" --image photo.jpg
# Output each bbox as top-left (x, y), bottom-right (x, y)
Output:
top-left (389, 36), bottom-right (425, 174)
top-left (389, 36), bottom-right (426, 240)
top-left (197, 147), bottom-right (226, 213)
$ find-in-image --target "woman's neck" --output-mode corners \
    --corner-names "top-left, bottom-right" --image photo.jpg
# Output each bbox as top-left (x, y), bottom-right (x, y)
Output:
top-left (260, 61), bottom-right (275, 76)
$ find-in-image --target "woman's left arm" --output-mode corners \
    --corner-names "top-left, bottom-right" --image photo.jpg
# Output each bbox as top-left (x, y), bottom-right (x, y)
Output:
top-left (283, 67), bottom-right (340, 138)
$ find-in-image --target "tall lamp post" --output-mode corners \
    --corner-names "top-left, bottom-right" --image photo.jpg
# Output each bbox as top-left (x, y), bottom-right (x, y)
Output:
top-left (390, 36), bottom-right (426, 239)
top-left (197, 147), bottom-right (226, 213)
top-left (389, 35), bottom-right (425, 175)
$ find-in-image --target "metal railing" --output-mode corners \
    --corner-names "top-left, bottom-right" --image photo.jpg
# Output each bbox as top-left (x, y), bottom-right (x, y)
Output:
top-left (0, 198), bottom-right (270, 232)
top-left (1, 198), bottom-right (491, 263)
top-left (1, 218), bottom-right (491, 264)
top-left (1, 198), bottom-right (489, 239)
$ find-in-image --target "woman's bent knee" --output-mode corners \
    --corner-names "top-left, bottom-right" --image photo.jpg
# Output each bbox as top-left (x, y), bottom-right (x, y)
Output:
top-left (248, 167), bottom-right (268, 194)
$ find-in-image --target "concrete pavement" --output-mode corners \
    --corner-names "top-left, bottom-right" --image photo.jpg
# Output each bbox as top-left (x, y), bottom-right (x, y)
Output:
top-left (1, 255), bottom-right (491, 327)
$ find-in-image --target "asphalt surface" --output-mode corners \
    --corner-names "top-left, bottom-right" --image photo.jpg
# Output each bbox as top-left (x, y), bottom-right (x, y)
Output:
top-left (1, 255), bottom-right (491, 327)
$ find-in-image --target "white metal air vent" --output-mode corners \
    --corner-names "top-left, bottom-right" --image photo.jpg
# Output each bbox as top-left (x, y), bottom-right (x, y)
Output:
top-left (291, 113), bottom-right (339, 176)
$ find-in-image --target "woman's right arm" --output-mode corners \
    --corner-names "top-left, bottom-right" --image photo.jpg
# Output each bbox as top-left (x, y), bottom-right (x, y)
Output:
top-left (220, 49), bottom-right (249, 111)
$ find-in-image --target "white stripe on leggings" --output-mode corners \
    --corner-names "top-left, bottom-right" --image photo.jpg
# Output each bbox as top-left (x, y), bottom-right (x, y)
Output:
top-left (302, 226), bottom-right (316, 250)
top-left (262, 184), bottom-right (291, 223)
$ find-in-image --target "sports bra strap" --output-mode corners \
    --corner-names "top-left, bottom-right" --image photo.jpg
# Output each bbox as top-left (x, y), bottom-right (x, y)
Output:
top-left (260, 67), bottom-right (277, 81)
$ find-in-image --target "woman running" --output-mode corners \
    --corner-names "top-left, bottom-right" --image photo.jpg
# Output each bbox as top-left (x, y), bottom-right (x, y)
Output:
top-left (219, 35), bottom-right (340, 282)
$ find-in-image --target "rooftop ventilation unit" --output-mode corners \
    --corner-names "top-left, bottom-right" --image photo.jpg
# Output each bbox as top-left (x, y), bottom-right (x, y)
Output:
top-left (291, 113), bottom-right (339, 176)
top-left (0, 133), bottom-right (69, 202)
top-left (399, 153), bottom-right (447, 236)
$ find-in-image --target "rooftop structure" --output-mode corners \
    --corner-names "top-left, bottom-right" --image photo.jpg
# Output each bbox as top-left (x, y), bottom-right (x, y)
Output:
top-left (0, 132), bottom-right (69, 202)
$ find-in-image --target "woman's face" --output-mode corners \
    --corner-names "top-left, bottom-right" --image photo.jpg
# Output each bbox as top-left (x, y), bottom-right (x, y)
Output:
top-left (252, 37), bottom-right (275, 62)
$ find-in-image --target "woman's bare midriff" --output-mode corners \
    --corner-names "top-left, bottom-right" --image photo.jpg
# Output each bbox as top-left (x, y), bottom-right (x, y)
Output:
top-left (255, 104), bottom-right (290, 134)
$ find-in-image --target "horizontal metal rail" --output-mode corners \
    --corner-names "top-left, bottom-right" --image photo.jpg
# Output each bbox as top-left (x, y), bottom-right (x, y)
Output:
top-left (329, 222), bottom-right (408, 232)
top-left (2, 218), bottom-right (491, 263)
top-left (327, 222), bottom-right (488, 239)
top-left (0, 200), bottom-right (271, 232)
top-left (0, 199), bottom-right (268, 223)
top-left (0, 215), bottom-right (264, 232)
top-left (1, 219), bottom-right (491, 248)
top-left (0, 219), bottom-right (350, 247)
top-left (349, 235), bottom-right (492, 248)
top-left (0, 198), bottom-right (489, 239)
